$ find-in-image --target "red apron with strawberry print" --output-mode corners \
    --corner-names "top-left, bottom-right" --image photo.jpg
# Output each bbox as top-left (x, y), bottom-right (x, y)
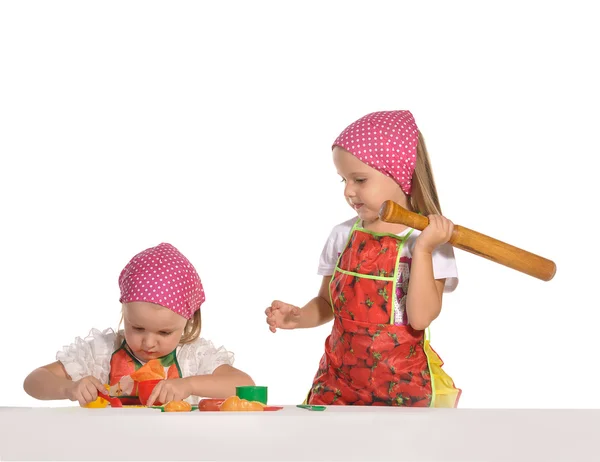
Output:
top-left (307, 221), bottom-right (461, 407)
top-left (107, 341), bottom-right (182, 405)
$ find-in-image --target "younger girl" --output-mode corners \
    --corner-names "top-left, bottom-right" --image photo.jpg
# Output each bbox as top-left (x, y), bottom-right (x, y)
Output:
top-left (24, 242), bottom-right (254, 407)
top-left (266, 111), bottom-right (461, 407)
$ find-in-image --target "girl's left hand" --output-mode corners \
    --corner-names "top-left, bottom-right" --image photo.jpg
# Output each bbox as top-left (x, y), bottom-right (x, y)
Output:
top-left (146, 378), bottom-right (192, 407)
top-left (414, 215), bottom-right (454, 253)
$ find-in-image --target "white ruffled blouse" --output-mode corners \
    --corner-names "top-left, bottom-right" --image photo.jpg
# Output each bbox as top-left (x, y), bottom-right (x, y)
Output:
top-left (56, 328), bottom-right (234, 403)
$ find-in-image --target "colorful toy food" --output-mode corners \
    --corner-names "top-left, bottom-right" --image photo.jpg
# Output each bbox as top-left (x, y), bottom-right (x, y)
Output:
top-left (84, 395), bottom-right (108, 408)
top-left (83, 384), bottom-right (113, 408)
top-left (98, 391), bottom-right (123, 407)
top-left (130, 360), bottom-right (166, 406)
top-left (137, 379), bottom-right (163, 406)
top-left (130, 359), bottom-right (165, 382)
top-left (219, 396), bottom-right (265, 412)
top-left (164, 401), bottom-right (192, 412)
top-left (198, 398), bottom-right (225, 411)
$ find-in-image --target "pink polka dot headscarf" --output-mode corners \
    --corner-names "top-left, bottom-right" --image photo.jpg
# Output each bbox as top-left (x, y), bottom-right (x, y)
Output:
top-left (118, 243), bottom-right (205, 320)
top-left (333, 110), bottom-right (419, 195)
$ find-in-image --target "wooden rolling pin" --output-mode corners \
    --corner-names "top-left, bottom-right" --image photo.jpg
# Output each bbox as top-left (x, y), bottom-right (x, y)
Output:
top-left (378, 200), bottom-right (556, 281)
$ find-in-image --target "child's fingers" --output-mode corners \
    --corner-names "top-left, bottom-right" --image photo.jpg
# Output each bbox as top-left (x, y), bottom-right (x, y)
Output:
top-left (88, 376), bottom-right (106, 399)
top-left (438, 216), bottom-right (453, 240)
top-left (164, 390), bottom-right (176, 404)
top-left (274, 300), bottom-right (300, 314)
top-left (73, 389), bottom-right (84, 405)
top-left (267, 316), bottom-right (278, 332)
top-left (89, 376), bottom-right (106, 394)
top-left (158, 388), bottom-right (170, 406)
top-left (429, 215), bottom-right (441, 229)
top-left (267, 301), bottom-right (300, 332)
top-left (426, 215), bottom-right (454, 244)
top-left (432, 216), bottom-right (444, 233)
top-left (271, 300), bottom-right (293, 312)
top-left (265, 306), bottom-right (281, 317)
top-left (81, 387), bottom-right (95, 404)
top-left (266, 310), bottom-right (278, 332)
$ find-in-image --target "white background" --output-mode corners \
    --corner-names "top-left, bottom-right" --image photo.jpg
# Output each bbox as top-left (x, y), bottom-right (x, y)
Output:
top-left (1, 1), bottom-right (598, 409)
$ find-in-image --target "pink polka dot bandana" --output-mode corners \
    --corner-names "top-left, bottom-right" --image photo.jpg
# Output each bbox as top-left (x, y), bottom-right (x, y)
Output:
top-left (118, 243), bottom-right (205, 320)
top-left (333, 110), bottom-right (419, 195)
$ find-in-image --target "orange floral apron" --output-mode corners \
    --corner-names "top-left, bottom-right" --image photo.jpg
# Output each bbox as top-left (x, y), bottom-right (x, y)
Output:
top-left (307, 221), bottom-right (461, 407)
top-left (108, 341), bottom-right (181, 405)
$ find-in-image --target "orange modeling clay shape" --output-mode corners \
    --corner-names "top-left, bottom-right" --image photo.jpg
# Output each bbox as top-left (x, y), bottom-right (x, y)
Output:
top-left (219, 396), bottom-right (265, 412)
top-left (163, 401), bottom-right (192, 412)
top-left (130, 359), bottom-right (165, 382)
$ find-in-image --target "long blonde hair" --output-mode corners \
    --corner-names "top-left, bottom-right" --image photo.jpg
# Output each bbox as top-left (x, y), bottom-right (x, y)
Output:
top-left (409, 131), bottom-right (443, 216)
top-left (117, 309), bottom-right (201, 345)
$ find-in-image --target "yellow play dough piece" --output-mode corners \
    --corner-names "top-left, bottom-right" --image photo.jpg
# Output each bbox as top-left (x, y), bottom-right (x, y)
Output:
top-left (83, 384), bottom-right (111, 408)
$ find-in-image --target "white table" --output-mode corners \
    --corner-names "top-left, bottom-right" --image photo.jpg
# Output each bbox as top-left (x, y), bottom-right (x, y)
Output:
top-left (0, 406), bottom-right (598, 461)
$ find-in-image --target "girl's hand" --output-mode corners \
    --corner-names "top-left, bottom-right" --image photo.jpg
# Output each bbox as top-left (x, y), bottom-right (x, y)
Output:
top-left (265, 300), bottom-right (302, 332)
top-left (414, 215), bottom-right (454, 254)
top-left (146, 378), bottom-right (192, 407)
top-left (65, 376), bottom-right (106, 406)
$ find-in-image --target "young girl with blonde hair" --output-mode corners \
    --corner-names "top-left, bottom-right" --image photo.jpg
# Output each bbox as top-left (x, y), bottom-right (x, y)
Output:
top-left (266, 111), bottom-right (461, 407)
top-left (25, 243), bottom-right (253, 407)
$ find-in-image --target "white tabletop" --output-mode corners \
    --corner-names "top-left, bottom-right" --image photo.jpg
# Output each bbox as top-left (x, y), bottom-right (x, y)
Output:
top-left (0, 406), bottom-right (598, 461)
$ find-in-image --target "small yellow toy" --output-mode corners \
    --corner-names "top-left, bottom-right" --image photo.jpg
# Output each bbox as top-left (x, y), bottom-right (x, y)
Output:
top-left (83, 384), bottom-right (110, 408)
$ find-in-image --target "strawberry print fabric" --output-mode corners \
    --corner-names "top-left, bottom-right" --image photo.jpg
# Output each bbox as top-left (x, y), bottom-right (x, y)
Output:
top-left (308, 229), bottom-right (433, 406)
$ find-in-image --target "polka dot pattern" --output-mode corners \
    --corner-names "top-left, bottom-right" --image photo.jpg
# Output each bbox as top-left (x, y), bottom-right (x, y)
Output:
top-left (333, 110), bottom-right (419, 195)
top-left (118, 243), bottom-right (205, 320)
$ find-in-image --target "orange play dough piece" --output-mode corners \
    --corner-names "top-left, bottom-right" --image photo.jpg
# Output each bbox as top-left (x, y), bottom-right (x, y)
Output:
top-left (163, 401), bottom-right (192, 412)
top-left (219, 396), bottom-right (265, 412)
top-left (130, 359), bottom-right (165, 382)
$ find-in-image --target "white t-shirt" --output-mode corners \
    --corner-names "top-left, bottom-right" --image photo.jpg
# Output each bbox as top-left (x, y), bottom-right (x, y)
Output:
top-left (56, 328), bottom-right (234, 404)
top-left (317, 217), bottom-right (459, 292)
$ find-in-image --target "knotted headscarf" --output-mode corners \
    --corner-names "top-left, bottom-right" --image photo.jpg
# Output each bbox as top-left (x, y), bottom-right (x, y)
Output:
top-left (333, 110), bottom-right (419, 195)
top-left (118, 243), bottom-right (205, 319)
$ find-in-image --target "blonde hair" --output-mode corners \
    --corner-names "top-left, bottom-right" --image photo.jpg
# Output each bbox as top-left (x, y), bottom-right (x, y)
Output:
top-left (180, 310), bottom-right (201, 344)
top-left (117, 308), bottom-right (201, 345)
top-left (409, 131), bottom-right (443, 216)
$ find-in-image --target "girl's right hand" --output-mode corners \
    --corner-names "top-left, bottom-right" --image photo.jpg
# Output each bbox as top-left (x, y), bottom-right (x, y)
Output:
top-left (65, 376), bottom-right (106, 406)
top-left (265, 300), bottom-right (302, 332)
